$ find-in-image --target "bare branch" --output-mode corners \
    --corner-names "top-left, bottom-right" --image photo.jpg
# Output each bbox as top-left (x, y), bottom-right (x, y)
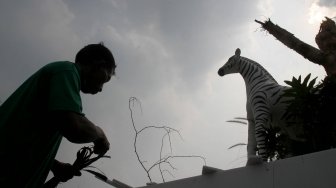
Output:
top-left (149, 155), bottom-right (206, 172)
top-left (161, 170), bottom-right (175, 179)
top-left (159, 132), bottom-right (167, 182)
top-left (128, 97), bottom-right (152, 182)
top-left (128, 97), bottom-right (206, 184)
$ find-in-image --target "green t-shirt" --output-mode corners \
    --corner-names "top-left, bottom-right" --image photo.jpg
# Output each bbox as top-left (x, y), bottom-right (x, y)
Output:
top-left (0, 61), bottom-right (83, 187)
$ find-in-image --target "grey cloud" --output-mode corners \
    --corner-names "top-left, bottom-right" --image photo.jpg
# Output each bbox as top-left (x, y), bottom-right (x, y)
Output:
top-left (0, 0), bottom-right (80, 98)
top-left (317, 0), bottom-right (336, 7)
top-left (61, 0), bottom-right (261, 93)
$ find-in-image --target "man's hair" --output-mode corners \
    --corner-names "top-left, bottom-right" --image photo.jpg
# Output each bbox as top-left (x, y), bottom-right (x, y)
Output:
top-left (75, 43), bottom-right (116, 70)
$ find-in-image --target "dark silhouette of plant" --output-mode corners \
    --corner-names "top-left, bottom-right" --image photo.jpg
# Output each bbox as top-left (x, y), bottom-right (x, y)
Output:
top-left (255, 16), bottom-right (336, 156)
top-left (282, 74), bottom-right (336, 155)
top-left (282, 74), bottom-right (321, 121)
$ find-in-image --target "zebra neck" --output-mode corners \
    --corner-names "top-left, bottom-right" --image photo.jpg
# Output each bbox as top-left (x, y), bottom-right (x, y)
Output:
top-left (241, 73), bottom-right (279, 94)
top-left (238, 57), bottom-right (277, 81)
top-left (238, 57), bottom-right (278, 94)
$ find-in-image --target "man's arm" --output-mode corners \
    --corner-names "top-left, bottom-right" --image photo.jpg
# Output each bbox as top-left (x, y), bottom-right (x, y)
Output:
top-left (49, 111), bottom-right (110, 154)
top-left (50, 160), bottom-right (81, 182)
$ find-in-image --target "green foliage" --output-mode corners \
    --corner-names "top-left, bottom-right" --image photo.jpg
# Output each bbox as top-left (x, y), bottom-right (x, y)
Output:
top-left (282, 74), bottom-right (320, 121)
top-left (282, 74), bottom-right (336, 154)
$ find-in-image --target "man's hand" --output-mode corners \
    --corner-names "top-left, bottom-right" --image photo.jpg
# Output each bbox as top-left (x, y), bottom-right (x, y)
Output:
top-left (93, 126), bottom-right (110, 155)
top-left (51, 160), bottom-right (81, 182)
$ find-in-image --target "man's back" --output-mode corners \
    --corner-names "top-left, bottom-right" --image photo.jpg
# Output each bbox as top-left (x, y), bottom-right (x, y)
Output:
top-left (0, 61), bottom-right (83, 187)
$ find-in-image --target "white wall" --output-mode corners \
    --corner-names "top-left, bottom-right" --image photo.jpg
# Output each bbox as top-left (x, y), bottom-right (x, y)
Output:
top-left (138, 149), bottom-right (336, 188)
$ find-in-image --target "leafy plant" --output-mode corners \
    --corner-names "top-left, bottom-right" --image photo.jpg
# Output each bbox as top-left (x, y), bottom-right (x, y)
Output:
top-left (282, 74), bottom-right (336, 154)
top-left (282, 73), bottom-right (320, 121)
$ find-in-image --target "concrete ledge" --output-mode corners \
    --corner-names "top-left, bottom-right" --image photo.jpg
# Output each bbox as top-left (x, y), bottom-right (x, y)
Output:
top-left (138, 149), bottom-right (336, 188)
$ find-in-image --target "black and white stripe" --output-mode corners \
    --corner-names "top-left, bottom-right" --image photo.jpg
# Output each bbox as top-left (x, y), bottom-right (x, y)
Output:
top-left (218, 48), bottom-right (292, 160)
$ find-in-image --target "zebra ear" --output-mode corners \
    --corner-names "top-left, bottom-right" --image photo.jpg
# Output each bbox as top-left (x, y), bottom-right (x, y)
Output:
top-left (235, 48), bottom-right (241, 57)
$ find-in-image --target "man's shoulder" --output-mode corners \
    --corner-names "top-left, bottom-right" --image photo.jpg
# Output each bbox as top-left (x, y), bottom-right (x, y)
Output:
top-left (40, 61), bottom-right (80, 76)
top-left (43, 61), bottom-right (75, 71)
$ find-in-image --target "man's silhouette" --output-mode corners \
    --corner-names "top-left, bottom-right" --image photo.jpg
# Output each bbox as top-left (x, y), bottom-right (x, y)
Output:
top-left (0, 43), bottom-right (115, 187)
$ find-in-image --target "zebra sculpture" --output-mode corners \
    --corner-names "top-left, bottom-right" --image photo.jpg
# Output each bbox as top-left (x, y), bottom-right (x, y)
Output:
top-left (218, 48), bottom-right (303, 165)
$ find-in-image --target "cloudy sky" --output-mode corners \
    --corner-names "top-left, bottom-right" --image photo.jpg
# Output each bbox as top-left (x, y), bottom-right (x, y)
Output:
top-left (0, 0), bottom-right (335, 187)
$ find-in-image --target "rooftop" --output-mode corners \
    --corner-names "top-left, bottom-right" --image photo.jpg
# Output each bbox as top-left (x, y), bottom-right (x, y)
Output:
top-left (137, 148), bottom-right (336, 188)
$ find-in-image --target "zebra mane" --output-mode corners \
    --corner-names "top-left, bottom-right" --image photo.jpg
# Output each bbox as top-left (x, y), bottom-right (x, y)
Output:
top-left (240, 56), bottom-right (278, 84)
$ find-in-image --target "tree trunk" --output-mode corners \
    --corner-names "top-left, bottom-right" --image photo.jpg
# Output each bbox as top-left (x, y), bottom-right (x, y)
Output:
top-left (255, 19), bottom-right (336, 76)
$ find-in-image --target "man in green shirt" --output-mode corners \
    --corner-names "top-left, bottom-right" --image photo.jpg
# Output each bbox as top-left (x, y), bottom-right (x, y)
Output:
top-left (0, 43), bottom-right (116, 187)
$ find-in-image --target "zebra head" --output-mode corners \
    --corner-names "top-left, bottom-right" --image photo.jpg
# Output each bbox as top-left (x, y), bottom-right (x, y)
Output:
top-left (218, 48), bottom-right (241, 76)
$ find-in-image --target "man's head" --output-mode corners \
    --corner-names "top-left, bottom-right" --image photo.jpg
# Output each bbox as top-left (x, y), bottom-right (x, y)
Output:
top-left (75, 43), bottom-right (116, 94)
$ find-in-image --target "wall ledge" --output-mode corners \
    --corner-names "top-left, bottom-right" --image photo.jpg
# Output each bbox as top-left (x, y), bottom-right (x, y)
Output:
top-left (138, 148), bottom-right (336, 188)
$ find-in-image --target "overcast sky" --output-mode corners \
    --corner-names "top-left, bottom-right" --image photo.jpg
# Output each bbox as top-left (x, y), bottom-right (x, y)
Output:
top-left (0, 0), bottom-right (335, 187)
